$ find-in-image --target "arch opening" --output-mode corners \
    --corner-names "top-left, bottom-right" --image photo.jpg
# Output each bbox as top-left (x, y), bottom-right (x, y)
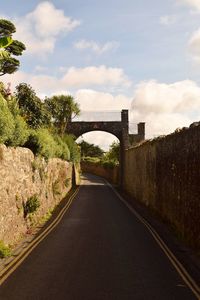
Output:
top-left (76, 131), bottom-right (120, 152)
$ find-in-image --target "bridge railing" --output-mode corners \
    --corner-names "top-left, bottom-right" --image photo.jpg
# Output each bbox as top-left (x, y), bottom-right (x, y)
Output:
top-left (72, 110), bottom-right (122, 122)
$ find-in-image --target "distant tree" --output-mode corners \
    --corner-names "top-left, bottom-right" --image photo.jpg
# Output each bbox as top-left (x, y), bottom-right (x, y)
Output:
top-left (15, 83), bottom-right (50, 128)
top-left (78, 140), bottom-right (104, 158)
top-left (0, 19), bottom-right (26, 76)
top-left (104, 141), bottom-right (120, 163)
top-left (44, 95), bottom-right (80, 136)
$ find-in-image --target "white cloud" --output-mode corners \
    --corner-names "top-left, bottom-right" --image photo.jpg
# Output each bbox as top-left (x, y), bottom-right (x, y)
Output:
top-left (131, 80), bottom-right (200, 138)
top-left (12, 1), bottom-right (80, 56)
top-left (34, 65), bottom-right (48, 72)
top-left (188, 28), bottom-right (200, 61)
top-left (62, 66), bottom-right (131, 88)
top-left (177, 0), bottom-right (200, 11)
top-left (75, 89), bottom-right (131, 112)
top-left (74, 40), bottom-right (119, 54)
top-left (2, 65), bottom-right (131, 94)
top-left (160, 15), bottom-right (177, 25)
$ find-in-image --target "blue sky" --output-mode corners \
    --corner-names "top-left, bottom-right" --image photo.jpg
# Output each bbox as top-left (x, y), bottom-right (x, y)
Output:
top-left (1, 0), bottom-right (200, 148)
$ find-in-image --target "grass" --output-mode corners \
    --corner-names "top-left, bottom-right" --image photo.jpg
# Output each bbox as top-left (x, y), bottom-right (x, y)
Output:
top-left (0, 240), bottom-right (11, 258)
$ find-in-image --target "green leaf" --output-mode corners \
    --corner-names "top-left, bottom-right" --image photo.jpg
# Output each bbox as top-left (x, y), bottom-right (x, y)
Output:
top-left (0, 37), bottom-right (13, 48)
top-left (0, 49), bottom-right (10, 59)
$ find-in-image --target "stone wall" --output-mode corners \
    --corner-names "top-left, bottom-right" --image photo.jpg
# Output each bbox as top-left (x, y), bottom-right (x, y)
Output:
top-left (0, 144), bottom-right (78, 246)
top-left (81, 161), bottom-right (119, 185)
top-left (124, 124), bottom-right (200, 250)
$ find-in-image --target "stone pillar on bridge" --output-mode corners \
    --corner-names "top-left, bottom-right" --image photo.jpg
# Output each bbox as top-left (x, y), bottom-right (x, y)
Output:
top-left (137, 122), bottom-right (145, 141)
top-left (120, 110), bottom-right (129, 187)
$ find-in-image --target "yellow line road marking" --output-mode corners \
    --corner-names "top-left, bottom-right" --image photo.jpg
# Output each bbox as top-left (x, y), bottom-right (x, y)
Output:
top-left (0, 186), bottom-right (80, 285)
top-left (105, 180), bottom-right (200, 300)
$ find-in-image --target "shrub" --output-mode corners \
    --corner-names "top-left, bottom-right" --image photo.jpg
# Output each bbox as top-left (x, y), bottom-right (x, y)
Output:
top-left (24, 128), bottom-right (58, 159)
top-left (24, 194), bottom-right (40, 218)
top-left (0, 240), bottom-right (11, 258)
top-left (0, 93), bottom-right (15, 144)
top-left (63, 134), bottom-right (80, 163)
top-left (82, 156), bottom-right (101, 163)
top-left (6, 115), bottom-right (29, 147)
top-left (54, 134), bottom-right (70, 161)
top-left (101, 160), bottom-right (117, 169)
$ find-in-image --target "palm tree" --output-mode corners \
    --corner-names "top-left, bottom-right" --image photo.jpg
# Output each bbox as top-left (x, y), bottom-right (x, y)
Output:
top-left (44, 94), bottom-right (80, 136)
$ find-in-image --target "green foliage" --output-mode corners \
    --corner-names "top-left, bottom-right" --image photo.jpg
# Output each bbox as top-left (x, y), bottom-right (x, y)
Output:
top-left (44, 94), bottom-right (80, 136)
top-left (0, 36), bottom-right (13, 48)
top-left (15, 83), bottom-right (50, 129)
top-left (24, 129), bottom-right (71, 161)
top-left (7, 96), bottom-right (20, 116)
top-left (0, 57), bottom-right (20, 75)
top-left (82, 156), bottom-right (101, 163)
top-left (101, 160), bottom-right (117, 169)
top-left (0, 37), bottom-right (13, 59)
top-left (7, 115), bottom-right (29, 147)
top-left (80, 141), bottom-right (119, 168)
top-left (0, 240), bottom-right (11, 258)
top-left (24, 128), bottom-right (59, 159)
top-left (63, 134), bottom-right (80, 162)
top-left (39, 209), bottom-right (53, 225)
top-left (0, 94), bottom-right (29, 147)
top-left (0, 19), bottom-right (25, 76)
top-left (0, 82), bottom-right (80, 164)
top-left (103, 141), bottom-right (120, 164)
top-left (78, 140), bottom-right (104, 158)
top-left (0, 19), bottom-right (15, 37)
top-left (0, 93), bottom-right (15, 144)
top-left (53, 134), bottom-right (70, 161)
top-left (24, 194), bottom-right (40, 218)
top-left (6, 40), bottom-right (26, 56)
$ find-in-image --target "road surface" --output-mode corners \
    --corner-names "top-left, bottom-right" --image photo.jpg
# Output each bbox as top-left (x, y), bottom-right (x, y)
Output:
top-left (0, 174), bottom-right (197, 299)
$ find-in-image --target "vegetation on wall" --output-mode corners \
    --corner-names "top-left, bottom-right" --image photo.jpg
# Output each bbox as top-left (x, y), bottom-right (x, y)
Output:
top-left (23, 194), bottom-right (40, 218)
top-left (0, 240), bottom-right (11, 258)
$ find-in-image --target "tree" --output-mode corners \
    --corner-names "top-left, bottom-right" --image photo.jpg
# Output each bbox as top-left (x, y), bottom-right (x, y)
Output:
top-left (44, 95), bottom-right (80, 136)
top-left (78, 140), bottom-right (104, 158)
top-left (15, 83), bottom-right (50, 129)
top-left (0, 19), bottom-right (25, 76)
top-left (104, 141), bottom-right (120, 163)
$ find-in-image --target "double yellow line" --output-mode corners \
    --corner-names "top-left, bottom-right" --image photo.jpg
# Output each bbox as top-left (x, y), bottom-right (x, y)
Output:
top-left (106, 180), bottom-right (200, 300)
top-left (0, 186), bottom-right (80, 286)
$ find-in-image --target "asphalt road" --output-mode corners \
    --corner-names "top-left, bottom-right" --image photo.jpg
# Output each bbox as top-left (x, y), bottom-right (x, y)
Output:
top-left (0, 174), bottom-right (197, 299)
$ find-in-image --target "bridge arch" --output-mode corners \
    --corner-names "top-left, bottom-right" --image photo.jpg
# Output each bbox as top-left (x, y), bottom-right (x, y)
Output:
top-left (67, 110), bottom-right (145, 186)
top-left (76, 131), bottom-right (119, 147)
top-left (68, 110), bottom-right (129, 144)
top-left (68, 110), bottom-right (129, 186)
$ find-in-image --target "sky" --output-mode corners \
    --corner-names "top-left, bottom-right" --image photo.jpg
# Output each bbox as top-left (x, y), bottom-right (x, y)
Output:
top-left (1, 0), bottom-right (200, 149)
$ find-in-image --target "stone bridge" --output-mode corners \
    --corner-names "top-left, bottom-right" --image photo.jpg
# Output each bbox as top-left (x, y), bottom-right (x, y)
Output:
top-left (68, 110), bottom-right (145, 185)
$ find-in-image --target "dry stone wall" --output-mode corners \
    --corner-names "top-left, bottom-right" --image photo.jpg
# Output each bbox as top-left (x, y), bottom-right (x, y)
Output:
top-left (0, 144), bottom-right (75, 246)
top-left (124, 124), bottom-right (200, 250)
